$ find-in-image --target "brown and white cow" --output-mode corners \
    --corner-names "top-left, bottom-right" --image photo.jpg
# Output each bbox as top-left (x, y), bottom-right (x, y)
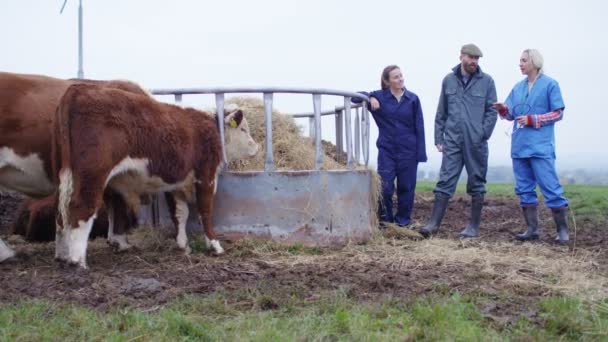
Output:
top-left (53, 84), bottom-right (258, 268)
top-left (0, 71), bottom-right (149, 262)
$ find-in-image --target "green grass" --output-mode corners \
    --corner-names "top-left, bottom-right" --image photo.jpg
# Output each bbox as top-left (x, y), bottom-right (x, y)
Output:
top-left (417, 181), bottom-right (608, 223)
top-left (1, 294), bottom-right (607, 341)
top-left (416, 181), bottom-right (517, 197)
top-left (563, 184), bottom-right (608, 224)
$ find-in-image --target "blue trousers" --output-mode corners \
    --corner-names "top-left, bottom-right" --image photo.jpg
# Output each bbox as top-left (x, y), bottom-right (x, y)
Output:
top-left (513, 157), bottom-right (568, 208)
top-left (378, 152), bottom-right (418, 225)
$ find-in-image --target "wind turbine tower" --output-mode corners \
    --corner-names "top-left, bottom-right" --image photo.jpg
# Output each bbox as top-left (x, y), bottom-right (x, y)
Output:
top-left (60, 0), bottom-right (84, 79)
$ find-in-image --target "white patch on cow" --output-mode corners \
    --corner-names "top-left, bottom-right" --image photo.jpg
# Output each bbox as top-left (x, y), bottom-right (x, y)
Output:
top-left (54, 226), bottom-right (70, 261)
top-left (0, 147), bottom-right (54, 197)
top-left (106, 205), bottom-right (132, 252)
top-left (213, 165), bottom-right (222, 195)
top-left (106, 157), bottom-right (194, 195)
top-left (209, 239), bottom-right (224, 254)
top-left (201, 219), bottom-right (223, 254)
top-left (58, 168), bottom-right (73, 230)
top-left (0, 238), bottom-right (16, 263)
top-left (174, 198), bottom-right (191, 254)
top-left (105, 157), bottom-right (150, 187)
top-left (67, 214), bottom-right (96, 269)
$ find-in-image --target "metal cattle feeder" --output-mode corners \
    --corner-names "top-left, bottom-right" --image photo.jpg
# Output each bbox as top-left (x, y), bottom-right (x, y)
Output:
top-left (145, 87), bottom-right (374, 247)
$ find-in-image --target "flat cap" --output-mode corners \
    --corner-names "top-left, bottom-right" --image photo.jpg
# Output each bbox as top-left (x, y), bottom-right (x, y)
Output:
top-left (461, 43), bottom-right (483, 57)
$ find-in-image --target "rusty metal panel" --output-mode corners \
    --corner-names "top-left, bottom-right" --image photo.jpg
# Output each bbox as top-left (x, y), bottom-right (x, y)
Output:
top-left (143, 170), bottom-right (374, 247)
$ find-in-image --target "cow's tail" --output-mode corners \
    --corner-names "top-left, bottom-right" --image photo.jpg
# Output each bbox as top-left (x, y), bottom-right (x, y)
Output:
top-left (52, 85), bottom-right (80, 228)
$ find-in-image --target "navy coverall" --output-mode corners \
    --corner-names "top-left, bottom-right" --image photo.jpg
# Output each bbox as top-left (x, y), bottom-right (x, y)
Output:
top-left (355, 89), bottom-right (427, 225)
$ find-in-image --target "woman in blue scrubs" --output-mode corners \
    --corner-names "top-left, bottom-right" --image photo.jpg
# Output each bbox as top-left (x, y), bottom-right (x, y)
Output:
top-left (494, 49), bottom-right (570, 244)
top-left (354, 65), bottom-right (427, 226)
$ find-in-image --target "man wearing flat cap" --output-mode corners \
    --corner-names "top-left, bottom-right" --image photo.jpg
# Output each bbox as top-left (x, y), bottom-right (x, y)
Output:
top-left (420, 43), bottom-right (497, 239)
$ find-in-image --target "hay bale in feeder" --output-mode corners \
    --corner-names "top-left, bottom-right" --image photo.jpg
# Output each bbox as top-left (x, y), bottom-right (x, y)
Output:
top-left (223, 96), bottom-right (345, 171)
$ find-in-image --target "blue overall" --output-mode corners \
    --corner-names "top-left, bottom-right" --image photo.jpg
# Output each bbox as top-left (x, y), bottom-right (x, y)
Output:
top-left (504, 74), bottom-right (568, 208)
top-left (354, 89), bottom-right (427, 225)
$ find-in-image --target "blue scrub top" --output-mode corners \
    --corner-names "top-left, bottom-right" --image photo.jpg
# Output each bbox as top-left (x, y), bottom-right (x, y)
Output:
top-left (505, 74), bottom-right (565, 159)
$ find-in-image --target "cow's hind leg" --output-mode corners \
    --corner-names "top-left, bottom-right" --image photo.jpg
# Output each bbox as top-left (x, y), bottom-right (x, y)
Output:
top-left (0, 238), bottom-right (16, 263)
top-left (171, 193), bottom-right (191, 254)
top-left (104, 191), bottom-right (133, 252)
top-left (55, 225), bottom-right (70, 262)
top-left (195, 181), bottom-right (224, 254)
top-left (57, 168), bottom-right (102, 268)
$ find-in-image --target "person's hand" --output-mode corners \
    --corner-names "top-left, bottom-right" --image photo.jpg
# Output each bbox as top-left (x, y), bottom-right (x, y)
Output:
top-left (370, 97), bottom-right (380, 111)
top-left (436, 144), bottom-right (443, 152)
top-left (493, 102), bottom-right (508, 115)
top-left (516, 116), bottom-right (531, 126)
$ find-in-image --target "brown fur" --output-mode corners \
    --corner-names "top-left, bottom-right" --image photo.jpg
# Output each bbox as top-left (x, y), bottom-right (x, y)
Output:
top-left (0, 72), bottom-right (149, 242)
top-left (0, 71), bottom-right (149, 194)
top-left (54, 84), bottom-right (223, 241)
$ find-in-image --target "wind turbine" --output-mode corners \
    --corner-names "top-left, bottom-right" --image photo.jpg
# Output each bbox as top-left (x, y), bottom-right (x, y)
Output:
top-left (60, 0), bottom-right (84, 79)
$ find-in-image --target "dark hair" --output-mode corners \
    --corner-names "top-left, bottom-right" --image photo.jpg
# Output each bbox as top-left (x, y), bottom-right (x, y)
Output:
top-left (381, 65), bottom-right (400, 90)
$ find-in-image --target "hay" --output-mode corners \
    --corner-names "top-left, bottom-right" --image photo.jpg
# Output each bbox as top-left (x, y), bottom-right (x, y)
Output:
top-left (407, 239), bottom-right (608, 301)
top-left (382, 223), bottom-right (424, 240)
top-left (224, 96), bottom-right (345, 171)
top-left (345, 237), bottom-right (608, 302)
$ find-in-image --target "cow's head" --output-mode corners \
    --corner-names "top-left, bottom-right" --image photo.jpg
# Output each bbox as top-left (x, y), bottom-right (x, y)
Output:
top-left (223, 108), bottom-right (259, 162)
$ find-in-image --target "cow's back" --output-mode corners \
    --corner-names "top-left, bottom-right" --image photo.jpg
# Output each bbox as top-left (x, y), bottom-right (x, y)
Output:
top-left (57, 84), bottom-right (222, 185)
top-left (0, 72), bottom-right (73, 196)
top-left (0, 72), bottom-right (70, 154)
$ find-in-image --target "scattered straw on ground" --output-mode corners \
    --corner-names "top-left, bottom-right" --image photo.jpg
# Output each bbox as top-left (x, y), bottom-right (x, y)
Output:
top-left (235, 233), bottom-right (607, 302)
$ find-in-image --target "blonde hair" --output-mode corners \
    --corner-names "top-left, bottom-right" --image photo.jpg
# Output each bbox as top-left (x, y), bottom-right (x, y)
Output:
top-left (523, 49), bottom-right (544, 73)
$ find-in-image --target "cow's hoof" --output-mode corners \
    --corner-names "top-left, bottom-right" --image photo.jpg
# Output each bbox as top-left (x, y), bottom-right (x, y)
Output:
top-left (0, 250), bottom-right (16, 263)
top-left (107, 236), bottom-right (133, 252)
top-left (67, 257), bottom-right (88, 270)
top-left (55, 251), bottom-right (70, 263)
top-left (183, 246), bottom-right (192, 255)
top-left (0, 241), bottom-right (16, 263)
top-left (115, 243), bottom-right (133, 253)
top-left (209, 240), bottom-right (224, 255)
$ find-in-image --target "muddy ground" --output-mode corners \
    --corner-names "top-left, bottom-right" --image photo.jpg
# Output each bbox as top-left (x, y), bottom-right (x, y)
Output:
top-left (0, 191), bottom-right (606, 326)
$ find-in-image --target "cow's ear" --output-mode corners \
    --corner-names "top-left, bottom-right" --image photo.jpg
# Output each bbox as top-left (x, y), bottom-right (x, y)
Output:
top-left (225, 109), bottom-right (244, 128)
top-left (233, 110), bottom-right (244, 126)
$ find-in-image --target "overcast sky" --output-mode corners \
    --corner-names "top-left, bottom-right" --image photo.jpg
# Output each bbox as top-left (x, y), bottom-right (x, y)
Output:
top-left (2, 0), bottom-right (606, 172)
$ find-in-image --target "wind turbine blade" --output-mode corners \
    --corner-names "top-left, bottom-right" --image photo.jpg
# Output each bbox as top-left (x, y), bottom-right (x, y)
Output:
top-left (59, 0), bottom-right (68, 14)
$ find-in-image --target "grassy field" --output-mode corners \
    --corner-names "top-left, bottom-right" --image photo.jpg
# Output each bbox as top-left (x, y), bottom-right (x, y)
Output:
top-left (1, 182), bottom-right (607, 341)
top-left (1, 292), bottom-right (607, 341)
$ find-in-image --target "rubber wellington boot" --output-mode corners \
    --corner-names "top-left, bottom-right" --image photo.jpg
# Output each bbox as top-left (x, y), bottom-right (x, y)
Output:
top-left (552, 207), bottom-right (570, 244)
top-left (515, 206), bottom-right (539, 241)
top-left (419, 193), bottom-right (450, 238)
top-left (459, 194), bottom-right (484, 238)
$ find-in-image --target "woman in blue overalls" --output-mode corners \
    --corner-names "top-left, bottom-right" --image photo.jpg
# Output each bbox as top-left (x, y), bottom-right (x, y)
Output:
top-left (353, 65), bottom-right (427, 226)
top-left (494, 49), bottom-right (569, 244)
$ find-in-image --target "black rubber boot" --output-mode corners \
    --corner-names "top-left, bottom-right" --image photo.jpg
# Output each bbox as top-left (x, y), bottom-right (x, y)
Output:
top-left (552, 207), bottom-right (570, 244)
top-left (459, 194), bottom-right (484, 238)
top-left (515, 206), bottom-right (539, 241)
top-left (419, 193), bottom-right (450, 238)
